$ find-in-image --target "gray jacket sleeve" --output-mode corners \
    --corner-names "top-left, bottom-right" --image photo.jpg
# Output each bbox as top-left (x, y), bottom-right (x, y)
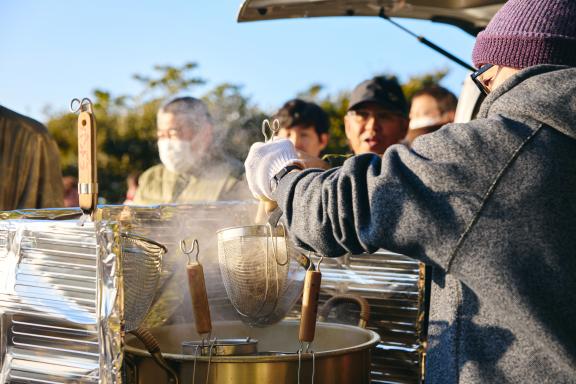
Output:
top-left (273, 118), bottom-right (535, 271)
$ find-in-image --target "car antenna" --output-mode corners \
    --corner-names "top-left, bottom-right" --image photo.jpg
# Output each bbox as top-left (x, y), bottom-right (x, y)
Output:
top-left (378, 8), bottom-right (476, 72)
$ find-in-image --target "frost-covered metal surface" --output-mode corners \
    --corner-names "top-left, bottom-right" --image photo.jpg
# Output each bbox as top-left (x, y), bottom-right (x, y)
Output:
top-left (0, 218), bottom-right (122, 384)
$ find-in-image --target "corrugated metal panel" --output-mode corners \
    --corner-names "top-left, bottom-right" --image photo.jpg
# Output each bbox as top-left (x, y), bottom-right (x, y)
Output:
top-left (289, 251), bottom-right (426, 384)
top-left (0, 220), bottom-right (119, 384)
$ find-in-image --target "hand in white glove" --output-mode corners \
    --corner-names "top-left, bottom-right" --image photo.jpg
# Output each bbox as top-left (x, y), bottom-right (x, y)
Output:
top-left (245, 138), bottom-right (303, 201)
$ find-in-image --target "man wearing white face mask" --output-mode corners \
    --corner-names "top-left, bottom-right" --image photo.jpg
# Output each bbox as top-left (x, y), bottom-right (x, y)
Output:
top-left (132, 96), bottom-right (246, 205)
top-left (404, 86), bottom-right (457, 145)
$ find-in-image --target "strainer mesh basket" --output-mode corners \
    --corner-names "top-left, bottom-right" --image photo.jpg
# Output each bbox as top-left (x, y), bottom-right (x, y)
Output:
top-left (121, 232), bottom-right (165, 331)
top-left (217, 225), bottom-right (306, 327)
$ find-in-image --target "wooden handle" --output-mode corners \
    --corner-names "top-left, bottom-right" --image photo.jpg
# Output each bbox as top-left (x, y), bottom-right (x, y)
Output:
top-left (255, 199), bottom-right (278, 224)
top-left (187, 263), bottom-right (212, 335)
top-left (299, 270), bottom-right (322, 343)
top-left (77, 110), bottom-right (97, 214)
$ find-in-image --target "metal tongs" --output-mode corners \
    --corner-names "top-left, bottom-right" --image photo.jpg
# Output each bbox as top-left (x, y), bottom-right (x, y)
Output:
top-left (262, 118), bottom-right (280, 142)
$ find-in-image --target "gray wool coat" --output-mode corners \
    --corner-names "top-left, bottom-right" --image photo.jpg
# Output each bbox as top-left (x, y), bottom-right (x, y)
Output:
top-left (274, 65), bottom-right (576, 383)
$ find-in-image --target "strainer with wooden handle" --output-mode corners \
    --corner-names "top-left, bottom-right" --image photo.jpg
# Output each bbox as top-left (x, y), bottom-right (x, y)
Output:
top-left (217, 224), bottom-right (308, 327)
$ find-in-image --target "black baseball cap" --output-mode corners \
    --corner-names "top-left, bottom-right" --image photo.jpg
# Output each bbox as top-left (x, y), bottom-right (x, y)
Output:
top-left (348, 76), bottom-right (408, 117)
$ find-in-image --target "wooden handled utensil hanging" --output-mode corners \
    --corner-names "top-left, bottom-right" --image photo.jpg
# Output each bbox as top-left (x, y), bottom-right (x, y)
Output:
top-left (299, 255), bottom-right (323, 349)
top-left (71, 98), bottom-right (98, 216)
top-left (181, 239), bottom-right (212, 338)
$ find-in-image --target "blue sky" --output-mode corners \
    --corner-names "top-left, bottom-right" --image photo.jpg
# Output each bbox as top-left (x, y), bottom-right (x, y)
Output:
top-left (0, 0), bottom-right (476, 122)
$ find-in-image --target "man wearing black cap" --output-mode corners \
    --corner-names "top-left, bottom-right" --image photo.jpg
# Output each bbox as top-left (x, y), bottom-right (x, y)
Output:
top-left (345, 75), bottom-right (408, 155)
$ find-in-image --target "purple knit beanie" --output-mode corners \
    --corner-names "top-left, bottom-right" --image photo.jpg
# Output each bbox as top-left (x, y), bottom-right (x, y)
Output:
top-left (472, 0), bottom-right (576, 68)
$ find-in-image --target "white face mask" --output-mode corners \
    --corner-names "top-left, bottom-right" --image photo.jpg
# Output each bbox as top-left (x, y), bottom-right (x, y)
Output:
top-left (158, 139), bottom-right (203, 174)
top-left (408, 116), bottom-right (445, 130)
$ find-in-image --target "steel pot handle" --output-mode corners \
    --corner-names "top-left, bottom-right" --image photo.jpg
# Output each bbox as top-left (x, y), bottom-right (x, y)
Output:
top-left (318, 294), bottom-right (371, 329)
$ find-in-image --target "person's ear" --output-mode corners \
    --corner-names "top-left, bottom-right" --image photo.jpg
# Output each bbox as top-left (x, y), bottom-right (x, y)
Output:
top-left (344, 115), bottom-right (352, 139)
top-left (318, 133), bottom-right (329, 151)
top-left (197, 123), bottom-right (213, 147)
top-left (444, 110), bottom-right (456, 123)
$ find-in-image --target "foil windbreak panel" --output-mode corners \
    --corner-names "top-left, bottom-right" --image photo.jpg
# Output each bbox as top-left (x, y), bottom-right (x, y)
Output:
top-left (0, 219), bottom-right (122, 384)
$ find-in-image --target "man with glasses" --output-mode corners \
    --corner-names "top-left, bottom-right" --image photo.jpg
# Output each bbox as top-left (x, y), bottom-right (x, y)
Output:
top-left (320, 76), bottom-right (408, 168)
top-left (132, 96), bottom-right (246, 204)
top-left (344, 76), bottom-right (408, 155)
top-left (244, 0), bottom-right (576, 382)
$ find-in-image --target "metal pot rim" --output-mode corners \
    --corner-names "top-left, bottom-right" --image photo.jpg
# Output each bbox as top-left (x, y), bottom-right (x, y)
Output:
top-left (125, 320), bottom-right (380, 363)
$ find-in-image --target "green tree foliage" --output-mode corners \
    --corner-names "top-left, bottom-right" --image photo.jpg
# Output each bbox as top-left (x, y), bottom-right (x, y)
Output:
top-left (402, 68), bottom-right (449, 101)
top-left (318, 93), bottom-right (351, 155)
top-left (133, 62), bottom-right (206, 98)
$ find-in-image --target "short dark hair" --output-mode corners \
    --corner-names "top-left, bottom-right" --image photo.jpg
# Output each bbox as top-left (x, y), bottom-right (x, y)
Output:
top-left (412, 86), bottom-right (458, 114)
top-left (275, 99), bottom-right (330, 137)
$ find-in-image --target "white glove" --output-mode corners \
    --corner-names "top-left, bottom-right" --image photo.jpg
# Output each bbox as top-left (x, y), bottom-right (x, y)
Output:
top-left (245, 138), bottom-right (303, 200)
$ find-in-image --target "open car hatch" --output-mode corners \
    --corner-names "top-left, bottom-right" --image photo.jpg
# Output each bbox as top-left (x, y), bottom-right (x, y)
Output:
top-left (237, 0), bottom-right (505, 36)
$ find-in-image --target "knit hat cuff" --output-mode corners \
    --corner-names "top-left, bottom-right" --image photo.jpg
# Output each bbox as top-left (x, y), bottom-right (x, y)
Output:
top-left (472, 33), bottom-right (576, 68)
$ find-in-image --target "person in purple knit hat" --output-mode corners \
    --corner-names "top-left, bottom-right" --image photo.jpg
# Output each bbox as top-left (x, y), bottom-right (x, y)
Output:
top-left (244, 0), bottom-right (576, 383)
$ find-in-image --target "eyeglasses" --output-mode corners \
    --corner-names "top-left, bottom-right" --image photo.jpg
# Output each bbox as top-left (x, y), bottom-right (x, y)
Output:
top-left (471, 64), bottom-right (501, 95)
top-left (347, 109), bottom-right (402, 124)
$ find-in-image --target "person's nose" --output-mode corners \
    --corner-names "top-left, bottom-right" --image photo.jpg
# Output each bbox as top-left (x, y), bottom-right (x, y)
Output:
top-left (364, 115), bottom-right (381, 134)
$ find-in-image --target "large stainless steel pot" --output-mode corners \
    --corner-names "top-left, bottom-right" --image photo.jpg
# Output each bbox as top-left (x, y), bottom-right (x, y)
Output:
top-left (124, 320), bottom-right (380, 384)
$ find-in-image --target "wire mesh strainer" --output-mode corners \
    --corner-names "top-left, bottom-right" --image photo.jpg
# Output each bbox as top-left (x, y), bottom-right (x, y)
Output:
top-left (121, 232), bottom-right (166, 331)
top-left (217, 224), bottom-right (308, 327)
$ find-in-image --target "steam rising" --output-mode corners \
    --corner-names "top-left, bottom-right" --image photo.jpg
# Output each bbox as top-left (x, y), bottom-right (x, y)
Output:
top-left (121, 95), bottom-right (263, 327)
top-left (100, 202), bottom-right (260, 330)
